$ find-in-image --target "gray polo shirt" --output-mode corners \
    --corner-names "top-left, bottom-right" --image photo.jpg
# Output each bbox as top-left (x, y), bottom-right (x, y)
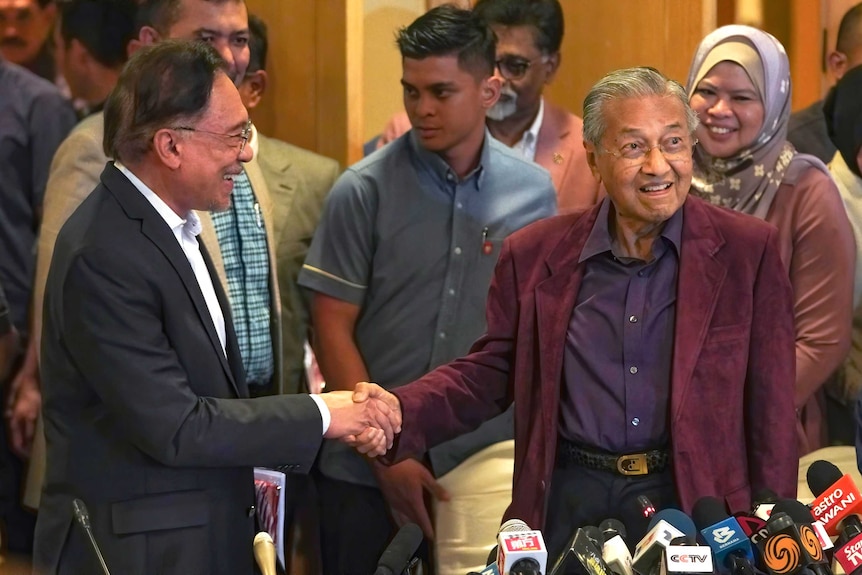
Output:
top-left (300, 130), bottom-right (557, 485)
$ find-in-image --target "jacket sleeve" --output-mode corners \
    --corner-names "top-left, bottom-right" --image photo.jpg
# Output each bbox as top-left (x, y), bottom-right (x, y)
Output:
top-left (746, 225), bottom-right (798, 498)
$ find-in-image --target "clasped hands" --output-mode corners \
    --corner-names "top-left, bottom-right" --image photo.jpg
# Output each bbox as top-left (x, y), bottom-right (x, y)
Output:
top-left (320, 382), bottom-right (402, 457)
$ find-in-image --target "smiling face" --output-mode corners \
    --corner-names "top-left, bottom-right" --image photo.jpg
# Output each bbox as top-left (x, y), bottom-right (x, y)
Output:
top-left (171, 72), bottom-right (252, 214)
top-left (585, 95), bottom-right (693, 235)
top-left (401, 54), bottom-right (498, 162)
top-left (689, 61), bottom-right (765, 159)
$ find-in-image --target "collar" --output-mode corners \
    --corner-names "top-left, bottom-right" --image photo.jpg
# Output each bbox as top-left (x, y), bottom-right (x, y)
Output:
top-left (115, 162), bottom-right (200, 236)
top-left (409, 128), bottom-right (491, 188)
top-left (579, 196), bottom-right (683, 262)
top-left (515, 98), bottom-right (545, 151)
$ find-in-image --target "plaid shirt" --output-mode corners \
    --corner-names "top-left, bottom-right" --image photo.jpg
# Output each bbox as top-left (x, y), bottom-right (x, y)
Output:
top-left (210, 169), bottom-right (274, 386)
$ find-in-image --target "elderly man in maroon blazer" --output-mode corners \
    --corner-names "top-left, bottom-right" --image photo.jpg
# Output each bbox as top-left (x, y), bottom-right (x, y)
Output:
top-left (381, 66), bottom-right (797, 566)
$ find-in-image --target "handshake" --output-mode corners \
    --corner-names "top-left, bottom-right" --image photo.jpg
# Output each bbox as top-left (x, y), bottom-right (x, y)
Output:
top-left (319, 382), bottom-right (403, 457)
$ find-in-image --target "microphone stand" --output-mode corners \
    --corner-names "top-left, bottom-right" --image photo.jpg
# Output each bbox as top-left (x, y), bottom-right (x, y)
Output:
top-left (73, 498), bottom-right (111, 575)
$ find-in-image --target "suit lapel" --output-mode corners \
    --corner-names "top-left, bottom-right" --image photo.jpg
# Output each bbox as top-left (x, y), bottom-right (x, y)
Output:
top-left (670, 199), bottom-right (727, 422)
top-left (535, 102), bottom-right (572, 192)
top-left (534, 205), bottom-right (600, 444)
top-left (199, 239), bottom-right (246, 398)
top-left (101, 166), bottom-right (242, 395)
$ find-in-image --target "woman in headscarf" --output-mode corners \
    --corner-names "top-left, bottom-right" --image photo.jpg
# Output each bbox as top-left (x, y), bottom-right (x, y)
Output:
top-left (825, 65), bottom-right (862, 443)
top-left (686, 25), bottom-right (854, 456)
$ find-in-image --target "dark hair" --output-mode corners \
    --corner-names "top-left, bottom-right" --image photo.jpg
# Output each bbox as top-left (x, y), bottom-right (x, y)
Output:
top-left (837, 3), bottom-right (862, 54)
top-left (104, 40), bottom-right (224, 162)
top-left (246, 12), bottom-right (267, 73)
top-left (472, 0), bottom-right (563, 54)
top-left (135, 0), bottom-right (242, 35)
top-left (57, 0), bottom-right (137, 68)
top-left (396, 3), bottom-right (496, 78)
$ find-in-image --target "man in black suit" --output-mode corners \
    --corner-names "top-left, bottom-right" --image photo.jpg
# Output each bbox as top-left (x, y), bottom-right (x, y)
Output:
top-left (34, 40), bottom-right (399, 575)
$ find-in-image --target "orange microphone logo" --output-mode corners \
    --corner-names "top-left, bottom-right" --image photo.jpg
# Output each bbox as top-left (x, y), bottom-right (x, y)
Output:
top-left (799, 525), bottom-right (822, 562)
top-left (763, 534), bottom-right (800, 574)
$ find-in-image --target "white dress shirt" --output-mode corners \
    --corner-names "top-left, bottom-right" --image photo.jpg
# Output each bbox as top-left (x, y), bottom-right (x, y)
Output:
top-left (512, 98), bottom-right (545, 162)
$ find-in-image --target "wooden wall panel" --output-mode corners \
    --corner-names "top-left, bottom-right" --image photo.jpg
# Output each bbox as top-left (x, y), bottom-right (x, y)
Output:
top-left (546, 0), bottom-right (715, 117)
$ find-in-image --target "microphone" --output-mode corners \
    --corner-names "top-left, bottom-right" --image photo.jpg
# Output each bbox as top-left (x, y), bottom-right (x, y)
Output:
top-left (632, 509), bottom-right (693, 575)
top-left (835, 523), bottom-right (862, 575)
top-left (659, 541), bottom-right (714, 575)
top-left (497, 528), bottom-right (548, 575)
top-left (373, 523), bottom-right (423, 575)
top-left (760, 510), bottom-right (831, 575)
top-left (253, 532), bottom-right (277, 575)
top-left (807, 460), bottom-right (862, 536)
top-left (771, 499), bottom-right (834, 558)
top-left (72, 498), bottom-right (111, 575)
top-left (691, 496), bottom-right (755, 575)
top-left (601, 519), bottom-right (634, 575)
top-left (752, 489), bottom-right (778, 522)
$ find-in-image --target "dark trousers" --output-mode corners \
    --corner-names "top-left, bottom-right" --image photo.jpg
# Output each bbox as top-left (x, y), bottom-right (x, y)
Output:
top-left (544, 459), bottom-right (677, 575)
top-left (315, 473), bottom-right (430, 575)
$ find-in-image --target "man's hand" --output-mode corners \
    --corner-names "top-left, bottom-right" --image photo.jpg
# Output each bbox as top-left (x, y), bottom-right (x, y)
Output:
top-left (320, 382), bottom-right (401, 456)
top-left (372, 458), bottom-right (450, 540)
top-left (5, 334), bottom-right (40, 457)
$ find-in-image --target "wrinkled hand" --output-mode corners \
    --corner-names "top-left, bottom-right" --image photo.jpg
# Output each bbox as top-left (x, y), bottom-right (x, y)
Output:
top-left (321, 382), bottom-right (401, 457)
top-left (6, 365), bottom-right (41, 458)
top-left (372, 458), bottom-right (450, 540)
top-left (376, 111), bottom-right (411, 150)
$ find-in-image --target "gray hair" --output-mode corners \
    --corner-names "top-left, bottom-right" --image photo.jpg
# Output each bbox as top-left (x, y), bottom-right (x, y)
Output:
top-left (582, 66), bottom-right (699, 145)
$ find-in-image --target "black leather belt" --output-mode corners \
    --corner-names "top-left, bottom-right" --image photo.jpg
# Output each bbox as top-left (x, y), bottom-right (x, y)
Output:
top-left (558, 440), bottom-right (670, 476)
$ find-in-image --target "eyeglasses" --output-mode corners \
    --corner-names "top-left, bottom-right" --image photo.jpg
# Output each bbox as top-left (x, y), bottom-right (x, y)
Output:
top-left (598, 137), bottom-right (697, 165)
top-left (172, 119), bottom-right (252, 154)
top-left (495, 55), bottom-right (549, 81)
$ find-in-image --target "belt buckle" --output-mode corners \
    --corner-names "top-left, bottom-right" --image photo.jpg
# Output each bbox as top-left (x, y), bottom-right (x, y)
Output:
top-left (616, 453), bottom-right (648, 476)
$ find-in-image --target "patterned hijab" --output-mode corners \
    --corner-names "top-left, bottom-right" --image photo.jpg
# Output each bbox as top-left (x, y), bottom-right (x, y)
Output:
top-left (685, 25), bottom-right (796, 219)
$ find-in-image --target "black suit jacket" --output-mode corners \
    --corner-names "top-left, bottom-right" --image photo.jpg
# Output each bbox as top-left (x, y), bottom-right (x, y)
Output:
top-left (34, 164), bottom-right (323, 575)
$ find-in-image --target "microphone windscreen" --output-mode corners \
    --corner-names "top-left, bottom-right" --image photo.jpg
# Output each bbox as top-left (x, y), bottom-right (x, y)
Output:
top-left (772, 499), bottom-right (816, 525)
top-left (692, 496), bottom-right (728, 530)
top-left (376, 523), bottom-right (423, 575)
top-left (753, 488), bottom-right (779, 505)
top-left (806, 461), bottom-right (843, 496)
top-left (500, 519), bottom-right (531, 533)
top-left (600, 518), bottom-right (627, 542)
top-left (649, 509), bottom-right (697, 540)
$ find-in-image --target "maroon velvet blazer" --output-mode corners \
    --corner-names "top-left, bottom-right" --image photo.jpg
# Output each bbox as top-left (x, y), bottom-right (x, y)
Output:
top-left (389, 195), bottom-right (798, 531)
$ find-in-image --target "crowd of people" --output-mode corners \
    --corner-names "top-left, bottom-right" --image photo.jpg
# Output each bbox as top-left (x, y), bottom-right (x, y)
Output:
top-left (2, 0), bottom-right (862, 574)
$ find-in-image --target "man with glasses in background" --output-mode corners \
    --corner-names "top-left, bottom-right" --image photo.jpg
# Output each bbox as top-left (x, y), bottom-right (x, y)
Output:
top-left (379, 67), bottom-right (799, 572)
top-left (374, 0), bottom-right (600, 213)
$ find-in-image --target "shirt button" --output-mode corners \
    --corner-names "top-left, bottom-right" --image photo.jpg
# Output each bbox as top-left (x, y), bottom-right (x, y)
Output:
top-left (629, 315), bottom-right (638, 323)
top-left (454, 247), bottom-right (462, 255)
top-left (631, 417), bottom-right (640, 426)
top-left (638, 270), bottom-right (645, 277)
top-left (448, 289), bottom-right (455, 296)
top-left (439, 331), bottom-right (447, 339)
top-left (456, 202), bottom-right (463, 209)
top-left (446, 173), bottom-right (455, 182)
top-left (629, 366), bottom-right (638, 374)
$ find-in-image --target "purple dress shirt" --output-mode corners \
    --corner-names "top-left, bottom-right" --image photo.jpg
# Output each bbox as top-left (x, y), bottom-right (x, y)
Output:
top-left (560, 198), bottom-right (682, 452)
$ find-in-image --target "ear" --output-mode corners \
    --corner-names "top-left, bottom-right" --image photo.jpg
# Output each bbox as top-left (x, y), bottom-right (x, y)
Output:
top-left (481, 74), bottom-right (502, 109)
top-left (136, 25), bottom-right (161, 48)
top-left (584, 140), bottom-right (602, 181)
top-left (152, 128), bottom-right (183, 170)
top-left (827, 50), bottom-right (848, 80)
top-left (238, 69), bottom-right (267, 110)
top-left (543, 51), bottom-right (561, 85)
